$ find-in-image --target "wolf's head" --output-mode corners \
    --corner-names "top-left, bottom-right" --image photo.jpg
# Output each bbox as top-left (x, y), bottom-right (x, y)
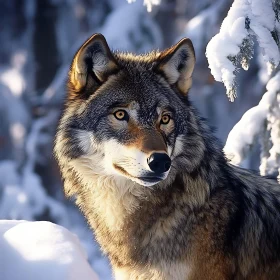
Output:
top-left (55, 34), bottom-right (206, 191)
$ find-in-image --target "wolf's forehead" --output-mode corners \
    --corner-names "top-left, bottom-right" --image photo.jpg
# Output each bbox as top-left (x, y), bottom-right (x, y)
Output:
top-left (88, 73), bottom-right (173, 117)
top-left (111, 99), bottom-right (169, 115)
top-left (105, 83), bottom-right (170, 111)
top-left (121, 98), bottom-right (170, 113)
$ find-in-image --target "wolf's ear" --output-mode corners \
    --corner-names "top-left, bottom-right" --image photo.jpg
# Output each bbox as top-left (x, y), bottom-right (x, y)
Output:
top-left (156, 38), bottom-right (195, 95)
top-left (70, 33), bottom-right (119, 92)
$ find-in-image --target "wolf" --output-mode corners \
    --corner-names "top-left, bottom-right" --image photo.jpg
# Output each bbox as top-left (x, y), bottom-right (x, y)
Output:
top-left (54, 33), bottom-right (280, 279)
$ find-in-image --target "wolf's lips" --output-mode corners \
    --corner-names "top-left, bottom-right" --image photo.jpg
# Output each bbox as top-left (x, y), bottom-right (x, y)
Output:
top-left (137, 176), bottom-right (164, 183)
top-left (113, 164), bottom-right (165, 183)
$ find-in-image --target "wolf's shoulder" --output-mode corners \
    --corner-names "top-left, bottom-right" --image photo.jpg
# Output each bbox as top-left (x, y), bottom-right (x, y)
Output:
top-left (230, 164), bottom-right (280, 192)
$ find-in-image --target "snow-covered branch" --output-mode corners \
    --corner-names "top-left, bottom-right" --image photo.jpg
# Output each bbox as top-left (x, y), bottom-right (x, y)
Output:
top-left (206, 0), bottom-right (280, 101)
top-left (224, 71), bottom-right (280, 176)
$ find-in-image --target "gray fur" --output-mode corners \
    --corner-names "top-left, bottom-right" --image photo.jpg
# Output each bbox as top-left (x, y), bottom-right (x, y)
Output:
top-left (54, 34), bottom-right (280, 280)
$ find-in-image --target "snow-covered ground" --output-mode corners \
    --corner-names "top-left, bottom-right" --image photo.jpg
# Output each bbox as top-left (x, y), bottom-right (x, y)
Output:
top-left (0, 220), bottom-right (99, 280)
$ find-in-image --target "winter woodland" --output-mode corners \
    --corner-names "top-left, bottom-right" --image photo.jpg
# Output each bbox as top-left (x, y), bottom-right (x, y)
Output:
top-left (0, 0), bottom-right (279, 279)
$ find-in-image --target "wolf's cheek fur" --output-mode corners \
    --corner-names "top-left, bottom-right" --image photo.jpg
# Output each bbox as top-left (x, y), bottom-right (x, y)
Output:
top-left (67, 130), bottom-right (170, 187)
top-left (103, 139), bottom-right (148, 175)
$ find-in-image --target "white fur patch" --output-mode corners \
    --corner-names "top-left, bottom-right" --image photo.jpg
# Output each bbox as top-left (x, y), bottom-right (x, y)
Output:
top-left (57, 134), bottom-right (171, 229)
top-left (62, 137), bottom-right (155, 229)
top-left (68, 154), bottom-right (141, 229)
top-left (75, 130), bottom-right (94, 153)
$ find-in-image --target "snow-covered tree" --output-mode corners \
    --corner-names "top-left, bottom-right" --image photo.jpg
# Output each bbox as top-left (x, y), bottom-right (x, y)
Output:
top-left (206, 0), bottom-right (280, 181)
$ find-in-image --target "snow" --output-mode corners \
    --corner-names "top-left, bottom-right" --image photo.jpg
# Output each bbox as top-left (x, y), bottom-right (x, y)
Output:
top-left (259, 73), bottom-right (280, 179)
top-left (0, 68), bottom-right (26, 97)
top-left (224, 105), bottom-right (266, 165)
top-left (0, 114), bottom-right (68, 222)
top-left (143, 0), bottom-right (161, 12)
top-left (206, 0), bottom-right (250, 100)
top-left (206, 0), bottom-right (280, 101)
top-left (127, 0), bottom-right (161, 12)
top-left (224, 72), bottom-right (280, 167)
top-left (181, 0), bottom-right (228, 58)
top-left (0, 220), bottom-right (99, 280)
top-left (102, 0), bottom-right (163, 52)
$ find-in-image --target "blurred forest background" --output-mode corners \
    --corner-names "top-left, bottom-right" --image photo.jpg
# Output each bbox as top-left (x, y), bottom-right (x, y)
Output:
top-left (0, 0), bottom-right (279, 279)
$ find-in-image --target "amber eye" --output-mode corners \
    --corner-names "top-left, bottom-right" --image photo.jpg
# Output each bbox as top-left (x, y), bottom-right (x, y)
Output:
top-left (161, 115), bottom-right (171, 125)
top-left (114, 110), bottom-right (129, 121)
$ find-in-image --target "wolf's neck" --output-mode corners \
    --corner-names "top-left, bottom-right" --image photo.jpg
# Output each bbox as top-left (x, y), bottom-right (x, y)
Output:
top-left (86, 172), bottom-right (210, 232)
top-left (87, 175), bottom-right (153, 230)
top-left (79, 172), bottom-right (211, 268)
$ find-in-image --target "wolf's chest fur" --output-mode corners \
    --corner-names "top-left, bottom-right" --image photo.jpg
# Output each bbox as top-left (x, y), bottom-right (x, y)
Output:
top-left (88, 179), bottom-right (197, 279)
top-left (54, 33), bottom-right (280, 279)
top-left (78, 174), bottom-right (234, 280)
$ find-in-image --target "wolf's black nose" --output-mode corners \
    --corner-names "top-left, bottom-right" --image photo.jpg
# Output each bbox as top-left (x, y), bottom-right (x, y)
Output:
top-left (147, 153), bottom-right (171, 174)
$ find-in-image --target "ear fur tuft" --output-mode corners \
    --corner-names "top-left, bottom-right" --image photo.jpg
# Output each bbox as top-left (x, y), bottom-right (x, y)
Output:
top-left (70, 33), bottom-right (119, 92)
top-left (157, 38), bottom-right (195, 95)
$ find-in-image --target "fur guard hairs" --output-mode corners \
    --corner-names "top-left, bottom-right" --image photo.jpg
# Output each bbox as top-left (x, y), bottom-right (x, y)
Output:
top-left (54, 33), bottom-right (280, 280)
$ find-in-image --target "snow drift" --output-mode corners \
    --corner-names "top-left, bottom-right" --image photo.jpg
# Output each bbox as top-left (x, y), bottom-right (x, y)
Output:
top-left (0, 220), bottom-right (99, 280)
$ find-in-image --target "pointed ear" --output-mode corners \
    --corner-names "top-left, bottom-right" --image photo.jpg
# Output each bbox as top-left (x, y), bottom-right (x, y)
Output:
top-left (156, 38), bottom-right (195, 95)
top-left (70, 33), bottom-right (119, 92)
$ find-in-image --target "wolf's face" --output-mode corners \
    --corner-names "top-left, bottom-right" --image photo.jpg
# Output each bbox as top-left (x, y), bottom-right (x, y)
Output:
top-left (55, 34), bottom-right (198, 188)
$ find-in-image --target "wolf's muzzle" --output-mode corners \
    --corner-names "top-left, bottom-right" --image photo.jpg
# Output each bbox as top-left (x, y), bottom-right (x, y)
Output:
top-left (147, 153), bottom-right (171, 174)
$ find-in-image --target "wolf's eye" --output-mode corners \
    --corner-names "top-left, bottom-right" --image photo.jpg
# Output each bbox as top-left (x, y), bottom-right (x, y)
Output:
top-left (114, 110), bottom-right (129, 121)
top-left (161, 115), bottom-right (171, 125)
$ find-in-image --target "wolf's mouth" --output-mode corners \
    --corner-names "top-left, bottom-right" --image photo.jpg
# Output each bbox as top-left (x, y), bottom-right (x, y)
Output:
top-left (113, 164), bottom-right (165, 185)
top-left (137, 176), bottom-right (164, 183)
